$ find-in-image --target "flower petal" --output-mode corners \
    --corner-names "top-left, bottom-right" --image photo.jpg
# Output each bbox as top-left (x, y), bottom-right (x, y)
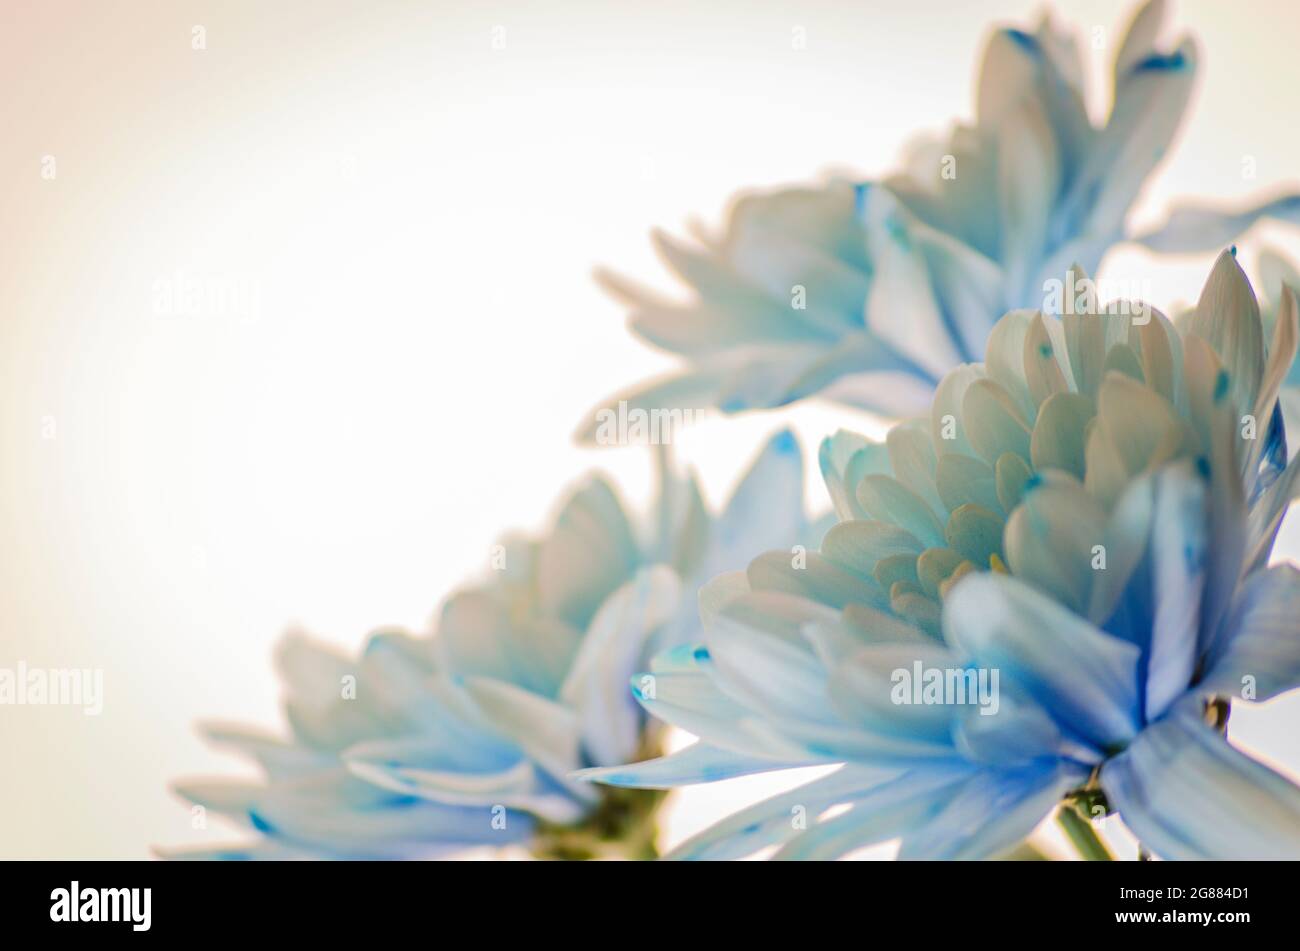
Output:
top-left (774, 767), bottom-right (974, 860)
top-left (1102, 711), bottom-right (1300, 860)
top-left (536, 477), bottom-right (640, 629)
top-left (665, 764), bottom-right (902, 860)
top-left (1135, 193), bottom-right (1300, 255)
top-left (1201, 563), bottom-right (1300, 703)
top-left (706, 429), bottom-right (807, 575)
top-left (898, 760), bottom-right (1083, 859)
top-left (1186, 249), bottom-right (1265, 420)
top-left (560, 566), bottom-right (681, 767)
top-left (461, 677), bottom-right (594, 799)
top-left (944, 573), bottom-right (1141, 751)
top-left (574, 742), bottom-right (796, 788)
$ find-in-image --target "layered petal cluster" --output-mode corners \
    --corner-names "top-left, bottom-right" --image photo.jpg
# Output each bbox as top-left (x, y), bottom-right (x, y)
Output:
top-left (580, 0), bottom-right (1300, 430)
top-left (586, 252), bottom-right (1300, 860)
top-left (168, 431), bottom-right (821, 859)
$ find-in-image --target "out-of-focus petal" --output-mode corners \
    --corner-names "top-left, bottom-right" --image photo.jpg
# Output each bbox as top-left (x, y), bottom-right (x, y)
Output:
top-left (560, 567), bottom-right (681, 767)
top-left (1135, 193), bottom-right (1300, 255)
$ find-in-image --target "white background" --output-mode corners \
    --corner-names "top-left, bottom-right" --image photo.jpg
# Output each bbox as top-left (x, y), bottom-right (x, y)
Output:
top-left (1, 0), bottom-right (1297, 857)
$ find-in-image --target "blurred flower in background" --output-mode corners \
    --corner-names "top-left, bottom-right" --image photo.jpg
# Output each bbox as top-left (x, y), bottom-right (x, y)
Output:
top-left (166, 632), bottom-right (537, 859)
top-left (167, 431), bottom-right (822, 859)
top-left (584, 253), bottom-right (1300, 859)
top-left (580, 0), bottom-right (1300, 428)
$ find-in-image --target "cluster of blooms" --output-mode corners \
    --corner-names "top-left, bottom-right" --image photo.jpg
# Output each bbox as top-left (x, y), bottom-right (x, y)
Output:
top-left (174, 0), bottom-right (1300, 860)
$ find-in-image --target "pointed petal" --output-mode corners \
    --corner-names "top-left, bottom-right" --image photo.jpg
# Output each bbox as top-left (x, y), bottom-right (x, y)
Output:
top-left (1114, 0), bottom-right (1169, 78)
top-left (1023, 312), bottom-right (1070, 407)
top-left (1186, 249), bottom-right (1265, 420)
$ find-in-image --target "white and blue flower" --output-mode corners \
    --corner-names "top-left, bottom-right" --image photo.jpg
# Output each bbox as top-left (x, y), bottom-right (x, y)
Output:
top-left (580, 0), bottom-right (1300, 430)
top-left (167, 431), bottom-right (821, 859)
top-left (583, 252), bottom-right (1300, 859)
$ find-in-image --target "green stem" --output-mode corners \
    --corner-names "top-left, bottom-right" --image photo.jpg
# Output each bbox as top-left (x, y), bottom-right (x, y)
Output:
top-left (1056, 802), bottom-right (1114, 861)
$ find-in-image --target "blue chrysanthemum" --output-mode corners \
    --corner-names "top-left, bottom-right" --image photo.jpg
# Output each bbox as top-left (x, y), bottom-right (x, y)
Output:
top-left (583, 252), bottom-right (1300, 860)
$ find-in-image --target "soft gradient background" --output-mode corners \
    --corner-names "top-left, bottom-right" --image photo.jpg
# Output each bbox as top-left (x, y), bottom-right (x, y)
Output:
top-left (2, 0), bottom-right (1298, 858)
